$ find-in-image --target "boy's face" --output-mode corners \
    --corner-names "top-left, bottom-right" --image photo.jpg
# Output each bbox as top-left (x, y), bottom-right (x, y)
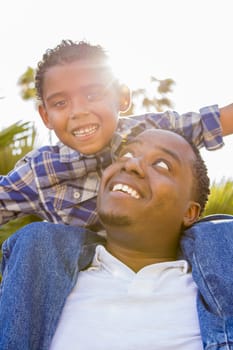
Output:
top-left (38, 61), bottom-right (130, 154)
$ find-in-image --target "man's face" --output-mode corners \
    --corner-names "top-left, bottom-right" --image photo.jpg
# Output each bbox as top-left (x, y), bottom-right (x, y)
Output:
top-left (38, 60), bottom-right (129, 154)
top-left (97, 129), bottom-right (200, 249)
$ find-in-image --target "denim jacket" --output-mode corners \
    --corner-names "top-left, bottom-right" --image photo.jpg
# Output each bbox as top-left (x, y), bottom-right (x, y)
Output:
top-left (0, 215), bottom-right (233, 350)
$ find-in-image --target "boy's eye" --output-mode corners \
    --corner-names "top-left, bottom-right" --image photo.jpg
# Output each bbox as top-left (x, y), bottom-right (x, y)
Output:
top-left (53, 100), bottom-right (67, 107)
top-left (153, 160), bottom-right (170, 170)
top-left (85, 81), bottom-right (114, 102)
top-left (86, 88), bottom-right (106, 102)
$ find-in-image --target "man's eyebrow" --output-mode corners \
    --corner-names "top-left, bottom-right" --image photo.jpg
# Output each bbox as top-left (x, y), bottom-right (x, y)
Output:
top-left (125, 139), bottom-right (142, 147)
top-left (125, 139), bottom-right (182, 164)
top-left (159, 146), bottom-right (182, 165)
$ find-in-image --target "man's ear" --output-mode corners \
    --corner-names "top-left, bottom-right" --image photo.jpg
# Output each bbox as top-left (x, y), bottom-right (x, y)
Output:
top-left (38, 104), bottom-right (53, 130)
top-left (183, 201), bottom-right (201, 228)
top-left (118, 84), bottom-right (131, 113)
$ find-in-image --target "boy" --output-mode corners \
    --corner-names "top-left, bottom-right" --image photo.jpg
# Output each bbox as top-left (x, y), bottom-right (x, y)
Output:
top-left (0, 39), bottom-right (232, 231)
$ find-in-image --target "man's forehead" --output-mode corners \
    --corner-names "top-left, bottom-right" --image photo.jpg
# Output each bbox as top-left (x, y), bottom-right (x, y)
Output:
top-left (129, 129), bottom-right (187, 146)
top-left (126, 129), bottom-right (195, 161)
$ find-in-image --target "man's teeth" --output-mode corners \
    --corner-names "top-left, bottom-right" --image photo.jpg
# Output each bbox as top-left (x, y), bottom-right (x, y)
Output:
top-left (73, 125), bottom-right (97, 136)
top-left (112, 183), bottom-right (140, 199)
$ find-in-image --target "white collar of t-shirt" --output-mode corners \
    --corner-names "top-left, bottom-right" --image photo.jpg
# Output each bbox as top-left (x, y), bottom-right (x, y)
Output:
top-left (50, 245), bottom-right (202, 350)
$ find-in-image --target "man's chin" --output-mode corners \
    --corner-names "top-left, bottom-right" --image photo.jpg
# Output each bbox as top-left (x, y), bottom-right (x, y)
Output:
top-left (98, 211), bottom-right (131, 226)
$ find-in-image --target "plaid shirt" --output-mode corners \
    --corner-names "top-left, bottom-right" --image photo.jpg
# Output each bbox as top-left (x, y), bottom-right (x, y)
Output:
top-left (0, 105), bottom-right (222, 231)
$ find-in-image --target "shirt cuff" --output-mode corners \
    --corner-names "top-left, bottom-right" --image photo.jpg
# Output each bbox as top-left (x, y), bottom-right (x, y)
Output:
top-left (199, 104), bottom-right (224, 150)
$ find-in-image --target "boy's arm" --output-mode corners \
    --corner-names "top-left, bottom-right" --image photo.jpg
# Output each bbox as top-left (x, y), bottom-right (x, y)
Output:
top-left (219, 103), bottom-right (233, 136)
top-left (0, 162), bottom-right (41, 226)
top-left (129, 104), bottom-right (223, 150)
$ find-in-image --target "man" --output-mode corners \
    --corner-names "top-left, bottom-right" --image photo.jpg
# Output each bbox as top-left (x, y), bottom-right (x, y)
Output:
top-left (0, 129), bottom-right (233, 350)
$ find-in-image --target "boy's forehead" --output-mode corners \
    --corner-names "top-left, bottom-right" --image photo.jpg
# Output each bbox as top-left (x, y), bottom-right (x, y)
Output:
top-left (48, 60), bottom-right (115, 83)
top-left (75, 60), bottom-right (110, 70)
top-left (43, 60), bottom-right (115, 92)
top-left (66, 60), bottom-right (114, 77)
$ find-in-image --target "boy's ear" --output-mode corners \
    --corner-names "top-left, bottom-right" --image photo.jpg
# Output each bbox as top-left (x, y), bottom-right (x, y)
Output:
top-left (118, 84), bottom-right (131, 112)
top-left (183, 201), bottom-right (201, 228)
top-left (38, 104), bottom-right (53, 130)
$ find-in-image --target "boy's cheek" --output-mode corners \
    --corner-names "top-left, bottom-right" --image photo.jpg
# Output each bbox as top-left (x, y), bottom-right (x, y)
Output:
top-left (38, 105), bottom-right (54, 129)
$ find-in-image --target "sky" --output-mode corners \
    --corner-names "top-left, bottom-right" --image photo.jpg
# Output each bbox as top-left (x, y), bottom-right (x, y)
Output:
top-left (0, 0), bottom-right (232, 183)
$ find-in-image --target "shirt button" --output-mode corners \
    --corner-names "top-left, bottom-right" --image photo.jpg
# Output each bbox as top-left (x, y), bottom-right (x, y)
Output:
top-left (73, 191), bottom-right (81, 199)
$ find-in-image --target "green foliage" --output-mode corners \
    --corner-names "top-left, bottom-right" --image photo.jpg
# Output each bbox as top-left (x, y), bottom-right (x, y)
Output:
top-left (18, 67), bottom-right (36, 100)
top-left (0, 121), bottom-right (41, 250)
top-left (0, 121), bottom-right (36, 174)
top-left (203, 179), bottom-right (233, 216)
top-left (122, 76), bottom-right (175, 116)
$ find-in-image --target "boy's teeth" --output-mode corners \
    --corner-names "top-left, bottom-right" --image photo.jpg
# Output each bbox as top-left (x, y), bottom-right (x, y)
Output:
top-left (73, 125), bottom-right (97, 136)
top-left (112, 183), bottom-right (140, 199)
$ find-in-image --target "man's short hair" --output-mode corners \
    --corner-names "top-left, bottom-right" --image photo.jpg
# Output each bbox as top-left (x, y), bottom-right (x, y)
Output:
top-left (183, 136), bottom-right (210, 215)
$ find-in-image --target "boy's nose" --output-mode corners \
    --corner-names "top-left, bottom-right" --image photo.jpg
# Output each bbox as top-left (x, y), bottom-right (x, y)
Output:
top-left (123, 157), bottom-right (145, 178)
top-left (69, 110), bottom-right (89, 119)
top-left (69, 97), bottom-right (90, 119)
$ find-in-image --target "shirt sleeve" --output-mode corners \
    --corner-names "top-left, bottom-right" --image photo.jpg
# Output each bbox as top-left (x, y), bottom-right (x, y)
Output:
top-left (141, 104), bottom-right (223, 150)
top-left (0, 160), bottom-right (41, 226)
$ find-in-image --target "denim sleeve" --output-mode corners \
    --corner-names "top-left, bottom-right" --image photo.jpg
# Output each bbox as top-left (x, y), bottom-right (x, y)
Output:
top-left (0, 222), bottom-right (86, 349)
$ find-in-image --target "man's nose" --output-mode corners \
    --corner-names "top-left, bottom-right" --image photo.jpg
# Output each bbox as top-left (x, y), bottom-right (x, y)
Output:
top-left (123, 157), bottom-right (145, 178)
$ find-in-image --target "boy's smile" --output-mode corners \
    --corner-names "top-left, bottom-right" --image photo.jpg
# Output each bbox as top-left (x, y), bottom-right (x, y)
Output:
top-left (38, 61), bottom-right (130, 154)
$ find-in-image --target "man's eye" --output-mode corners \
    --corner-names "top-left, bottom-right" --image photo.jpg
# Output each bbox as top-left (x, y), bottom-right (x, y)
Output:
top-left (118, 151), bottom-right (134, 160)
top-left (122, 152), bottom-right (134, 159)
top-left (154, 160), bottom-right (170, 170)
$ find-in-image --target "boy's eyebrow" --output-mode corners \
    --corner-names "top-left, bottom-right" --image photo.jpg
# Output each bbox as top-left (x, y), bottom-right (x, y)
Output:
top-left (45, 85), bottom-right (100, 102)
top-left (125, 139), bottom-right (182, 165)
top-left (45, 81), bottom-right (115, 102)
top-left (45, 92), bottom-right (66, 102)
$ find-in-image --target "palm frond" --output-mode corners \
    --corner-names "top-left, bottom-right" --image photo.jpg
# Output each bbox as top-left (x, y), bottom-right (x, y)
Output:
top-left (0, 121), bottom-right (36, 174)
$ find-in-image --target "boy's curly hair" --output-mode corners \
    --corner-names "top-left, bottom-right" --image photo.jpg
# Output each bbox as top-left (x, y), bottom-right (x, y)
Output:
top-left (35, 40), bottom-right (113, 102)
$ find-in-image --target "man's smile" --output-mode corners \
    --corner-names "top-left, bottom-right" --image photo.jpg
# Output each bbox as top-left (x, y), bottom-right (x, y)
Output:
top-left (111, 183), bottom-right (141, 199)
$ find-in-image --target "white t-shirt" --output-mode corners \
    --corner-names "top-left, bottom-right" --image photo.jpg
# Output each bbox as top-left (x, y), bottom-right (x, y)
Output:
top-left (50, 245), bottom-right (202, 350)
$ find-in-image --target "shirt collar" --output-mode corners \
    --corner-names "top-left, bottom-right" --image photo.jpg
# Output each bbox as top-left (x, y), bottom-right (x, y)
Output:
top-left (57, 131), bottom-right (123, 164)
top-left (91, 245), bottom-right (190, 278)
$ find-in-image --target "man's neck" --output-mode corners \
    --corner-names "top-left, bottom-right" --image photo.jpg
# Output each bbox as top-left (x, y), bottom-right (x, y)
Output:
top-left (106, 241), bottom-right (178, 272)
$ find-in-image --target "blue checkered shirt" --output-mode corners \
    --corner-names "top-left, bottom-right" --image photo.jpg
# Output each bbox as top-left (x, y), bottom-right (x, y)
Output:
top-left (0, 105), bottom-right (222, 231)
